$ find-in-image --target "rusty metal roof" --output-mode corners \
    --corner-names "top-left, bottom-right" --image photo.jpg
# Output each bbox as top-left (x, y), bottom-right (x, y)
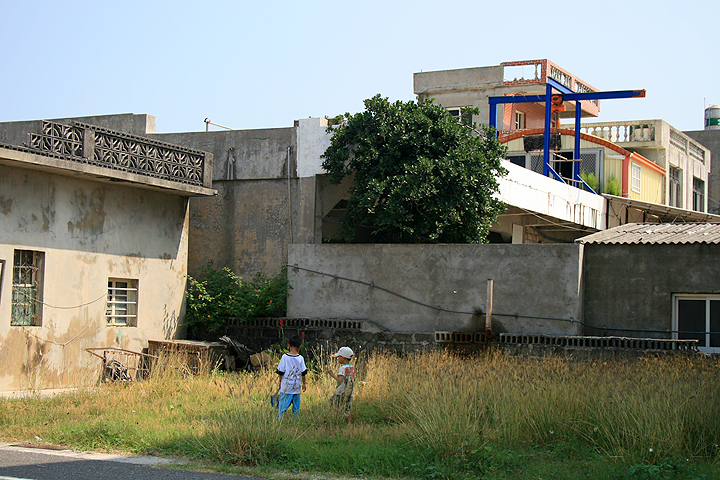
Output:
top-left (577, 223), bottom-right (720, 245)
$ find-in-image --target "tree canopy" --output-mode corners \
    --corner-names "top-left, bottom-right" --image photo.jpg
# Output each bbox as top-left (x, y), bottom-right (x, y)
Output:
top-left (321, 94), bottom-right (508, 243)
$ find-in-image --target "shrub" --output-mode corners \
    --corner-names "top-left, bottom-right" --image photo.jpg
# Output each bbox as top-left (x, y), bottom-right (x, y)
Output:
top-left (580, 171), bottom-right (599, 192)
top-left (606, 174), bottom-right (622, 196)
top-left (184, 262), bottom-right (290, 332)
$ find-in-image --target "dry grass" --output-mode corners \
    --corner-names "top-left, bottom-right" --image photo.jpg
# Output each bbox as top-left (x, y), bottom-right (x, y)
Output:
top-left (1, 347), bottom-right (719, 478)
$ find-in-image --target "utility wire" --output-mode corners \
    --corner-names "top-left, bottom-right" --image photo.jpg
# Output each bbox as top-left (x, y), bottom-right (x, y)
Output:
top-left (12, 287), bottom-right (107, 309)
top-left (287, 263), bottom-right (711, 336)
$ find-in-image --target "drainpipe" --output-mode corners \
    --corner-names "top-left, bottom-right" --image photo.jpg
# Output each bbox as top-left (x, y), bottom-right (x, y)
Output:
top-left (486, 279), bottom-right (493, 337)
top-left (622, 155), bottom-right (630, 198)
top-left (287, 146), bottom-right (293, 244)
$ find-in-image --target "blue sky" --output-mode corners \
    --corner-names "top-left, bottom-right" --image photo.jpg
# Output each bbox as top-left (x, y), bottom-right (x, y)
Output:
top-left (2, 0), bottom-right (718, 133)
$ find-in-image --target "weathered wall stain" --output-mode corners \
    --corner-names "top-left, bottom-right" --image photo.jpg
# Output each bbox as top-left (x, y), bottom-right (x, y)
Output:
top-left (0, 196), bottom-right (12, 215)
top-left (69, 188), bottom-right (107, 237)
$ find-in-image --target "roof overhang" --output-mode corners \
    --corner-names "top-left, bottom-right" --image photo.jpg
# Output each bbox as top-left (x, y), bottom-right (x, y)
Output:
top-left (604, 194), bottom-right (720, 224)
top-left (0, 145), bottom-right (217, 197)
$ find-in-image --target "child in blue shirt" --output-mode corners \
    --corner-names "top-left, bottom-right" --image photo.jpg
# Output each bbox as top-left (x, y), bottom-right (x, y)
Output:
top-left (275, 335), bottom-right (307, 419)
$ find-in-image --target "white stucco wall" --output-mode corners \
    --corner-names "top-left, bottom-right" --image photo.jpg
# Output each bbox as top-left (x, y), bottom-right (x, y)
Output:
top-left (295, 117), bottom-right (332, 178)
top-left (499, 160), bottom-right (607, 230)
top-left (0, 163), bottom-right (190, 392)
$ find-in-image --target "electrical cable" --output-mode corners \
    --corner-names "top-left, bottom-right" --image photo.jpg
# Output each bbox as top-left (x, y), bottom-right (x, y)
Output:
top-left (287, 263), bottom-right (711, 337)
top-left (12, 287), bottom-right (107, 309)
top-left (10, 288), bottom-right (104, 347)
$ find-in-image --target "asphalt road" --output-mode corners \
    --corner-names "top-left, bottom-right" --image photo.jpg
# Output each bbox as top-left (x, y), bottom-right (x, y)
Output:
top-left (0, 444), bottom-right (270, 480)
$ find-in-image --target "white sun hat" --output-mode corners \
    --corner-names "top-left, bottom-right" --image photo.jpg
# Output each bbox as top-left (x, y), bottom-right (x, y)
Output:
top-left (332, 347), bottom-right (354, 359)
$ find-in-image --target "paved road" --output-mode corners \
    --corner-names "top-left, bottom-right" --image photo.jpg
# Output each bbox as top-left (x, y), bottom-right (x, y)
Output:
top-left (0, 444), bottom-right (270, 480)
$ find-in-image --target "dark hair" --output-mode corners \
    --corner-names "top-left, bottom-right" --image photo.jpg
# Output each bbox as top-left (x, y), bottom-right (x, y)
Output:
top-left (288, 335), bottom-right (303, 348)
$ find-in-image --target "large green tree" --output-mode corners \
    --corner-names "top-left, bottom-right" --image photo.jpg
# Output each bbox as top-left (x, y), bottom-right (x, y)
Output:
top-left (321, 94), bottom-right (508, 243)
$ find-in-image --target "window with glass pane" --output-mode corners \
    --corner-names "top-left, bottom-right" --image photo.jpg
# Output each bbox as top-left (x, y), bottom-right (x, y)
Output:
top-left (106, 279), bottom-right (138, 326)
top-left (693, 177), bottom-right (705, 212)
top-left (11, 250), bottom-right (43, 326)
top-left (676, 295), bottom-right (720, 353)
top-left (669, 167), bottom-right (681, 208)
top-left (631, 163), bottom-right (641, 193)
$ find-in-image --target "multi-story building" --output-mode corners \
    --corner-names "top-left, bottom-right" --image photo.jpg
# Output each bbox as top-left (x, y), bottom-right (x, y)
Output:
top-left (414, 59), bottom-right (713, 224)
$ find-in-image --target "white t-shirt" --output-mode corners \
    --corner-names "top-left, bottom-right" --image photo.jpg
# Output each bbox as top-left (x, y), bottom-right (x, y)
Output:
top-left (337, 364), bottom-right (355, 381)
top-left (277, 353), bottom-right (307, 394)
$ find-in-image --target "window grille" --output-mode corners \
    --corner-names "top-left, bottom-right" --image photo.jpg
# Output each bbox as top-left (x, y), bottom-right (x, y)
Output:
top-left (530, 154), bottom-right (543, 174)
top-left (106, 279), bottom-right (138, 326)
top-left (11, 250), bottom-right (43, 326)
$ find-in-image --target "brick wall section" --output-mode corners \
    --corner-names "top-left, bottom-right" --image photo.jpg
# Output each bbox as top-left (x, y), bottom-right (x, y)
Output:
top-left (503, 103), bottom-right (548, 130)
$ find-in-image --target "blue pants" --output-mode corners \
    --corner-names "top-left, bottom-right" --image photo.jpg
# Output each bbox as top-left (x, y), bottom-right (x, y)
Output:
top-left (277, 393), bottom-right (301, 419)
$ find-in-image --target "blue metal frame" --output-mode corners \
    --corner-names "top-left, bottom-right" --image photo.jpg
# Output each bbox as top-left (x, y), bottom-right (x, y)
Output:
top-left (488, 83), bottom-right (644, 193)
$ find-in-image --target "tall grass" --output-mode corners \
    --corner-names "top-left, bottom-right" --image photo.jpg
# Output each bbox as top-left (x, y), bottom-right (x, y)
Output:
top-left (1, 348), bottom-right (719, 479)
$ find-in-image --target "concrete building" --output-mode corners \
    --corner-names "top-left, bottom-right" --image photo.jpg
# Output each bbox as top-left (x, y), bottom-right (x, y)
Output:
top-left (578, 223), bottom-right (720, 354)
top-left (414, 60), bottom-right (713, 238)
top-left (149, 117), bottom-right (345, 279)
top-left (684, 117), bottom-right (720, 215)
top-left (580, 120), bottom-right (710, 213)
top-left (0, 117), bottom-right (215, 392)
top-left (414, 59), bottom-right (601, 133)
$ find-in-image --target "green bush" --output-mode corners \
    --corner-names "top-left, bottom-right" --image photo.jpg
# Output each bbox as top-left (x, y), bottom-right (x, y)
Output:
top-left (606, 174), bottom-right (622, 196)
top-left (184, 262), bottom-right (291, 332)
top-left (580, 171), bottom-right (599, 192)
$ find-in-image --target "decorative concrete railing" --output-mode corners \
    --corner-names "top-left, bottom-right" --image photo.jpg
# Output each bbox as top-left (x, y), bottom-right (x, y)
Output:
top-left (27, 120), bottom-right (208, 187)
top-left (580, 121), bottom-right (656, 143)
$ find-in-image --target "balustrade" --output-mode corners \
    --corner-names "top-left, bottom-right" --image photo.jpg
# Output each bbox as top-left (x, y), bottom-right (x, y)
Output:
top-left (580, 121), bottom-right (656, 143)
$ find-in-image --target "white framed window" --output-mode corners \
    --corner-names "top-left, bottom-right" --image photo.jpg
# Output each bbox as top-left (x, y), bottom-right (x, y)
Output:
top-left (514, 112), bottom-right (525, 130)
top-left (631, 163), bottom-right (641, 193)
top-left (446, 107), bottom-right (471, 126)
top-left (447, 108), bottom-right (461, 119)
top-left (673, 294), bottom-right (720, 354)
top-left (669, 167), bottom-right (682, 208)
top-left (106, 279), bottom-right (138, 326)
top-left (11, 250), bottom-right (44, 326)
top-left (693, 177), bottom-right (705, 212)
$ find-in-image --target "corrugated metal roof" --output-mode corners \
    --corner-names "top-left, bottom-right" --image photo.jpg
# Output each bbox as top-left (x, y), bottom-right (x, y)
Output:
top-left (577, 223), bottom-right (720, 245)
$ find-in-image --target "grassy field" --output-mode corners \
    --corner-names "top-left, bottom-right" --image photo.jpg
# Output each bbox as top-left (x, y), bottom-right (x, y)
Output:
top-left (1, 348), bottom-right (719, 479)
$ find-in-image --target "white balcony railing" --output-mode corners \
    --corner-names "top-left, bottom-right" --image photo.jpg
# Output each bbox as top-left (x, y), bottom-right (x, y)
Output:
top-left (580, 121), bottom-right (656, 143)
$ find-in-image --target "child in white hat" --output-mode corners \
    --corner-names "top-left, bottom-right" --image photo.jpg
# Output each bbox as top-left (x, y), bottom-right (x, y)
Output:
top-left (328, 346), bottom-right (355, 421)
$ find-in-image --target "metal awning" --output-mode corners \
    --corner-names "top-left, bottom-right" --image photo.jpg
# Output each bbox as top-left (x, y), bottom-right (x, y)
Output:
top-left (603, 194), bottom-right (720, 225)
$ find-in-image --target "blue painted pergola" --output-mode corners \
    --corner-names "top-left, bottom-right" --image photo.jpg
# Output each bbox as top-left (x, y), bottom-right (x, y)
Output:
top-left (489, 77), bottom-right (645, 193)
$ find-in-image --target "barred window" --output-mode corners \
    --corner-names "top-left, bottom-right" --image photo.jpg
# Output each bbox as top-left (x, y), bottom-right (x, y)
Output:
top-left (106, 279), bottom-right (138, 326)
top-left (11, 250), bottom-right (44, 326)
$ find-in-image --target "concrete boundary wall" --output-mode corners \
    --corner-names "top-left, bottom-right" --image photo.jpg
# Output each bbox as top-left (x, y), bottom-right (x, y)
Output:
top-left (287, 243), bottom-right (584, 335)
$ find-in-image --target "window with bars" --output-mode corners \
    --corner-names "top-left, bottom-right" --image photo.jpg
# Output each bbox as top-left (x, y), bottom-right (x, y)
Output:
top-left (106, 279), bottom-right (138, 326)
top-left (693, 177), bottom-right (705, 212)
top-left (11, 250), bottom-right (44, 326)
top-left (669, 167), bottom-right (682, 208)
top-left (631, 163), bottom-right (641, 193)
